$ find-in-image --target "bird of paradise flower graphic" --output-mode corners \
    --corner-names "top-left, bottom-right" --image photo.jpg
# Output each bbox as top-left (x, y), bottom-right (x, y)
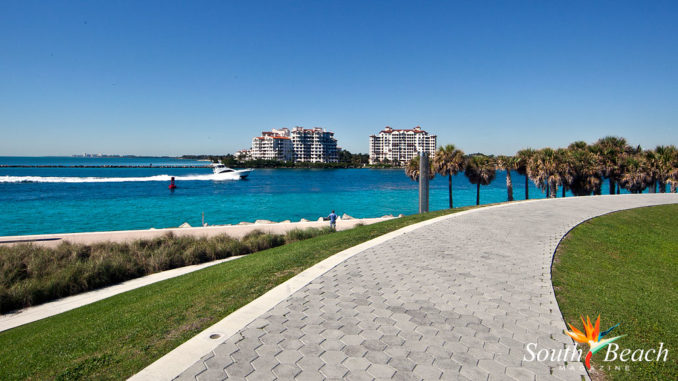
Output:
top-left (566, 315), bottom-right (626, 369)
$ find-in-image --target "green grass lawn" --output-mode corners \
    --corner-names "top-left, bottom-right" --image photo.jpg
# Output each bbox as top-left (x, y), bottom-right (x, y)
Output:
top-left (552, 204), bottom-right (678, 380)
top-left (0, 206), bottom-right (475, 380)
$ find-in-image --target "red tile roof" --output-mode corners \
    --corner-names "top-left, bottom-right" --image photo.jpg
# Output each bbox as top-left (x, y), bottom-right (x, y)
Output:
top-left (379, 126), bottom-right (427, 134)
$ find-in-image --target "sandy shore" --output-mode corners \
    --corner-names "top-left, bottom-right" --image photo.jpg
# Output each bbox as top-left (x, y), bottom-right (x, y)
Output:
top-left (0, 216), bottom-right (397, 248)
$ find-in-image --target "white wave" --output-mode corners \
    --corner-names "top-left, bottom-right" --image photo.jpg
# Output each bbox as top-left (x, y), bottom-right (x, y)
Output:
top-left (0, 172), bottom-right (243, 183)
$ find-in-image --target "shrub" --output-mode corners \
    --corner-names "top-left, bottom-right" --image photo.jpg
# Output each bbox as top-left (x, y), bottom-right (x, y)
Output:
top-left (0, 227), bottom-right (332, 312)
top-left (242, 231), bottom-right (286, 252)
top-left (285, 227), bottom-right (333, 243)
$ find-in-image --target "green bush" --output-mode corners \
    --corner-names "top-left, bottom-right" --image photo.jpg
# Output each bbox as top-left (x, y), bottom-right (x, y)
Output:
top-left (0, 228), bottom-right (330, 313)
top-left (284, 227), bottom-right (333, 242)
top-left (242, 231), bottom-right (286, 252)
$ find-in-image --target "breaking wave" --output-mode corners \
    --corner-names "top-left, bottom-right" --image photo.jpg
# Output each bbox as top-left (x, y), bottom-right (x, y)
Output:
top-left (0, 173), bottom-right (244, 183)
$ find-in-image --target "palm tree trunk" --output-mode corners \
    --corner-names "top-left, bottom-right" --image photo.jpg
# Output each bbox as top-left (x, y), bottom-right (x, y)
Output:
top-left (506, 171), bottom-right (513, 202)
top-left (524, 175), bottom-right (529, 200)
top-left (616, 183), bottom-right (620, 194)
top-left (608, 178), bottom-right (615, 195)
top-left (671, 181), bottom-right (677, 193)
top-left (448, 174), bottom-right (453, 208)
top-left (649, 180), bottom-right (656, 193)
top-left (545, 181), bottom-right (550, 198)
top-left (476, 182), bottom-right (480, 205)
top-left (550, 181), bottom-right (557, 199)
top-left (562, 185), bottom-right (566, 198)
top-left (659, 181), bottom-right (666, 193)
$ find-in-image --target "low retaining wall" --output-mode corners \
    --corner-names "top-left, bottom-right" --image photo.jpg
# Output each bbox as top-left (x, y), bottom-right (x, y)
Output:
top-left (0, 217), bottom-right (395, 248)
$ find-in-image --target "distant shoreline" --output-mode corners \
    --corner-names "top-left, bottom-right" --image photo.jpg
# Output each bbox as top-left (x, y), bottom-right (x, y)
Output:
top-left (0, 164), bottom-right (403, 169)
top-left (0, 165), bottom-right (211, 168)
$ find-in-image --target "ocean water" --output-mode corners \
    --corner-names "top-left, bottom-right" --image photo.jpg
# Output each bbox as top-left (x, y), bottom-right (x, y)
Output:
top-left (0, 157), bottom-right (627, 236)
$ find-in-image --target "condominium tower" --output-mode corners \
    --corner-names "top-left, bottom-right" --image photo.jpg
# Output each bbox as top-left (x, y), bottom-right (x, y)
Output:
top-left (250, 127), bottom-right (338, 163)
top-left (251, 128), bottom-right (293, 161)
top-left (369, 126), bottom-right (437, 165)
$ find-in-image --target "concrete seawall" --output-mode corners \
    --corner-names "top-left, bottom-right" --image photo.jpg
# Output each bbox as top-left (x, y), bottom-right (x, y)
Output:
top-left (0, 217), bottom-right (396, 248)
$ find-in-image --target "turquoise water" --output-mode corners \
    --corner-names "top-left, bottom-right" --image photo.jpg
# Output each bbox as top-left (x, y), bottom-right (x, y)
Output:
top-left (0, 157), bottom-right (627, 236)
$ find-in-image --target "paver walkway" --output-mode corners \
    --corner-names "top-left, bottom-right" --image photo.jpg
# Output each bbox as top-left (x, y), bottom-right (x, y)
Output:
top-left (165, 194), bottom-right (676, 380)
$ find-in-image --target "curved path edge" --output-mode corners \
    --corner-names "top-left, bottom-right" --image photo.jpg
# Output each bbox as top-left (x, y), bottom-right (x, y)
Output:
top-left (131, 194), bottom-right (677, 381)
top-left (129, 203), bottom-right (520, 380)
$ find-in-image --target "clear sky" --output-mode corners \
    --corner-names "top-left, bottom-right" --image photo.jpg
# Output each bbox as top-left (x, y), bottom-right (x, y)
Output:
top-left (1, 1), bottom-right (677, 156)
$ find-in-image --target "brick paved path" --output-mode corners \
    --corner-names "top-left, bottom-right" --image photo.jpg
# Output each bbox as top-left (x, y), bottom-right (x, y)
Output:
top-left (173, 194), bottom-right (677, 381)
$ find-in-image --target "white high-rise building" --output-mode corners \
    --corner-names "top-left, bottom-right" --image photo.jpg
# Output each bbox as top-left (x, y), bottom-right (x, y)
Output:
top-left (251, 128), bottom-right (293, 161)
top-left (249, 127), bottom-right (338, 163)
top-left (290, 127), bottom-right (338, 163)
top-left (369, 126), bottom-right (437, 165)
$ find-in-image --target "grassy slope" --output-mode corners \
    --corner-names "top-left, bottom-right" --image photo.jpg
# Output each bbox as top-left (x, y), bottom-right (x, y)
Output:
top-left (0, 231), bottom-right (299, 313)
top-left (0, 207), bottom-right (475, 380)
top-left (552, 204), bottom-right (678, 380)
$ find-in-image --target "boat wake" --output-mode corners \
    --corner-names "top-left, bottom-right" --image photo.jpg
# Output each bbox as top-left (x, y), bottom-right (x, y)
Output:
top-left (0, 173), bottom-right (243, 183)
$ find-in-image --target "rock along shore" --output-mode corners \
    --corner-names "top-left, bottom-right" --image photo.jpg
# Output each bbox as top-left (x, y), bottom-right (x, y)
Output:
top-left (0, 216), bottom-right (398, 248)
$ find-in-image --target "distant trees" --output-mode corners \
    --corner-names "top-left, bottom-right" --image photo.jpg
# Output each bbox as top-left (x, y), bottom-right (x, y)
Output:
top-left (403, 137), bottom-right (678, 208)
top-left (196, 149), bottom-right (373, 169)
top-left (220, 154), bottom-right (238, 167)
top-left (338, 150), bottom-right (370, 166)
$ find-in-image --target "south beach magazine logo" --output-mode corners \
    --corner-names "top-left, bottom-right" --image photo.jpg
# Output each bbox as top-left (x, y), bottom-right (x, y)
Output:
top-left (523, 315), bottom-right (669, 370)
top-left (565, 315), bottom-right (625, 369)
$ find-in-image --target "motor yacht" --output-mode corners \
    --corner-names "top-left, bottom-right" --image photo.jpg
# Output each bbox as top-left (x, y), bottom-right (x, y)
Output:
top-left (211, 163), bottom-right (253, 179)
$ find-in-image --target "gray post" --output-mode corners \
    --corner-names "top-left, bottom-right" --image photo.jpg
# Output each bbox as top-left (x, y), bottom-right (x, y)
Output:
top-left (419, 152), bottom-right (429, 213)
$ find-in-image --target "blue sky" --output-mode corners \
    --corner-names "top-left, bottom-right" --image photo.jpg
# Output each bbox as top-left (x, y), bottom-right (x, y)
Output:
top-left (1, 1), bottom-right (676, 156)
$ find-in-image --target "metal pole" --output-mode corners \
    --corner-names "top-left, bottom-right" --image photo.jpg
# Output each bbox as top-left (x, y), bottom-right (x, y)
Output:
top-left (419, 152), bottom-right (429, 213)
top-left (425, 154), bottom-right (429, 211)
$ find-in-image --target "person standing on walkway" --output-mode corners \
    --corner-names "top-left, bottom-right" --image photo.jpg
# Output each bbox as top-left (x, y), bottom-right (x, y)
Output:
top-left (328, 210), bottom-right (338, 230)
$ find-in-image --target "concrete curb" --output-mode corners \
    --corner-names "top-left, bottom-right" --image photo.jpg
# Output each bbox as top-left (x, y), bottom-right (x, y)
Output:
top-left (131, 194), bottom-right (677, 380)
top-left (129, 200), bottom-right (538, 380)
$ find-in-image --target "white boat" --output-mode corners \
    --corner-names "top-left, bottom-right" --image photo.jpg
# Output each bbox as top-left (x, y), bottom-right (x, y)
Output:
top-left (211, 163), bottom-right (253, 179)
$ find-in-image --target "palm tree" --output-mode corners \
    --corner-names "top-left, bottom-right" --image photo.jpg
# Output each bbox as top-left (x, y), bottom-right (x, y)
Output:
top-left (433, 145), bottom-right (465, 208)
top-left (643, 150), bottom-right (660, 193)
top-left (619, 154), bottom-right (651, 193)
top-left (623, 153), bottom-right (655, 193)
top-left (555, 148), bottom-right (573, 197)
top-left (528, 148), bottom-right (561, 198)
top-left (669, 148), bottom-right (678, 193)
top-left (496, 155), bottom-right (518, 201)
top-left (594, 136), bottom-right (629, 195)
top-left (464, 154), bottom-right (496, 205)
top-left (655, 145), bottom-right (677, 193)
top-left (405, 155), bottom-right (435, 181)
top-left (585, 144), bottom-right (605, 195)
top-left (563, 143), bottom-right (602, 196)
top-left (515, 148), bottom-right (535, 200)
top-left (560, 142), bottom-right (589, 197)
